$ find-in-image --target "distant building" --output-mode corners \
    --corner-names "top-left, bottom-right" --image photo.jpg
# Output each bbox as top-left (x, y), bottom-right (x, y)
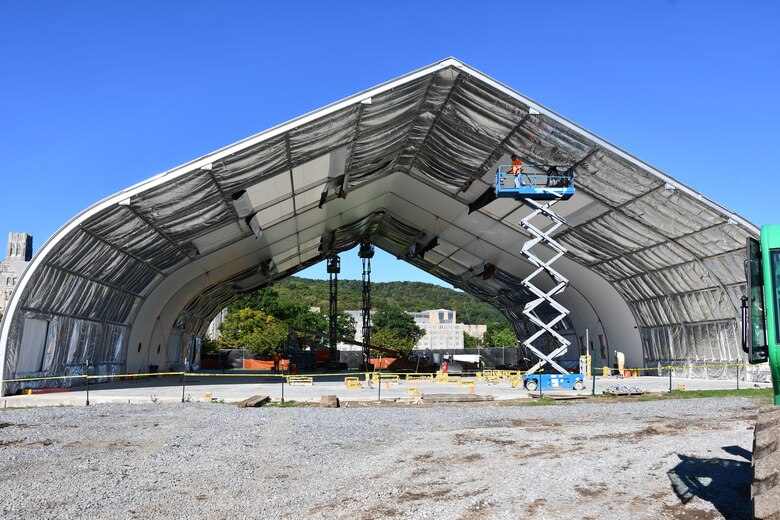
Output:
top-left (338, 310), bottom-right (370, 351)
top-left (0, 233), bottom-right (33, 314)
top-left (336, 308), bottom-right (486, 352)
top-left (206, 308), bottom-right (228, 339)
top-left (410, 309), bottom-right (464, 350)
top-left (463, 323), bottom-right (487, 340)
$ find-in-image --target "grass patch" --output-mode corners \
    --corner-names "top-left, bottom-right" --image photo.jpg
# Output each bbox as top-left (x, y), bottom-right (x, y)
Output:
top-left (265, 400), bottom-right (307, 408)
top-left (525, 397), bottom-right (558, 406)
top-left (609, 387), bottom-right (772, 403)
top-left (499, 388), bottom-right (773, 407)
top-left (668, 387), bottom-right (772, 399)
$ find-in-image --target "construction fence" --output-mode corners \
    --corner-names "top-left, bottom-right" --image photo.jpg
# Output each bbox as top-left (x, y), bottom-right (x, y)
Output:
top-left (1, 360), bottom-right (772, 406)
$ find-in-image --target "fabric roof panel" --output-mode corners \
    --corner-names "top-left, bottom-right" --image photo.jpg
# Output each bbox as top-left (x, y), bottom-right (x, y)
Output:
top-left (675, 223), bottom-right (751, 257)
top-left (395, 69), bottom-right (461, 171)
top-left (22, 266), bottom-right (138, 324)
top-left (621, 188), bottom-right (725, 238)
top-left (559, 213), bottom-right (667, 263)
top-left (506, 116), bottom-right (595, 166)
top-left (47, 230), bottom-right (159, 295)
top-left (591, 257), bottom-right (645, 281)
top-left (577, 150), bottom-right (664, 205)
top-left (212, 135), bottom-right (289, 194)
top-left (288, 106), bottom-right (360, 166)
top-left (157, 202), bottom-right (235, 245)
top-left (81, 207), bottom-right (188, 271)
top-left (625, 241), bottom-right (697, 272)
top-left (655, 262), bottom-right (721, 294)
top-left (702, 252), bottom-right (746, 286)
top-left (131, 171), bottom-right (223, 222)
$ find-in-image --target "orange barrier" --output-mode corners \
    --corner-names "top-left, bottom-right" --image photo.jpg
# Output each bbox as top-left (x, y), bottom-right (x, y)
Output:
top-left (368, 357), bottom-right (398, 369)
top-left (241, 359), bottom-right (290, 370)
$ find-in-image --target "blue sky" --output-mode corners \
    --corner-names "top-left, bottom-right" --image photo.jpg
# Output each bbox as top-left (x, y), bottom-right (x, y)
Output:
top-left (1, 1), bottom-right (778, 286)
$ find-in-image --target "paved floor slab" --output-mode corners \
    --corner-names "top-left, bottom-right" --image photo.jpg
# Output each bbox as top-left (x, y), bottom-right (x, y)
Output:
top-left (1, 372), bottom-right (770, 408)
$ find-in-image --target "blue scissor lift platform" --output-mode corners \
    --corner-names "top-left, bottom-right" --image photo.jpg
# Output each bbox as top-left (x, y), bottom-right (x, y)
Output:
top-left (495, 164), bottom-right (575, 201)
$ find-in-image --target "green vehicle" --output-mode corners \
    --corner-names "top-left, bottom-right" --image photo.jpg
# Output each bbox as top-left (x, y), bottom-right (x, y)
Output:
top-left (743, 224), bottom-right (780, 518)
top-left (743, 224), bottom-right (780, 404)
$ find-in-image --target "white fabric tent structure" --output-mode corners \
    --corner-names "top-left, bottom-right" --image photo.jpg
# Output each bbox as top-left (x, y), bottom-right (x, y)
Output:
top-left (0, 58), bottom-right (758, 395)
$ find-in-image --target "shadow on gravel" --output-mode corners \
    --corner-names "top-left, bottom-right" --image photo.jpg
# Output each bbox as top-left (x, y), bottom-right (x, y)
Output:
top-left (722, 444), bottom-right (752, 461)
top-left (666, 450), bottom-right (751, 519)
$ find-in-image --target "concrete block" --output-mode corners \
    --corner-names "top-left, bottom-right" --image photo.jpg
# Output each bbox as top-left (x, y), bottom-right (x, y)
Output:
top-left (320, 395), bottom-right (339, 408)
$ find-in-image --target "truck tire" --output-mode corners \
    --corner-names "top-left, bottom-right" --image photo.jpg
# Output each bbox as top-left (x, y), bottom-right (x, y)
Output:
top-left (525, 380), bottom-right (538, 391)
top-left (573, 380), bottom-right (585, 391)
top-left (753, 405), bottom-right (780, 519)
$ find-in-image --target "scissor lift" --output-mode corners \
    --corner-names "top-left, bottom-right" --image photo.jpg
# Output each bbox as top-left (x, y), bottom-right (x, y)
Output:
top-left (495, 164), bottom-right (583, 391)
top-left (495, 164), bottom-right (575, 201)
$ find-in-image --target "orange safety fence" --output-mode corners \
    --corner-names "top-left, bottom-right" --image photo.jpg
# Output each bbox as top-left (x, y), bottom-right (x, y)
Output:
top-left (241, 358), bottom-right (290, 370)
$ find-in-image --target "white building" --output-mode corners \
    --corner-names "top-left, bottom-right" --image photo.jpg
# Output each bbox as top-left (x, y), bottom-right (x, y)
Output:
top-left (338, 310), bottom-right (369, 351)
top-left (206, 308), bottom-right (228, 339)
top-left (410, 309), bottom-right (464, 351)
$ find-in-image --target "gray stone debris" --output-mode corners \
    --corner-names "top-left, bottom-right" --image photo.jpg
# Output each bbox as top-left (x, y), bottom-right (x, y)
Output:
top-left (0, 397), bottom-right (759, 519)
top-left (603, 384), bottom-right (644, 395)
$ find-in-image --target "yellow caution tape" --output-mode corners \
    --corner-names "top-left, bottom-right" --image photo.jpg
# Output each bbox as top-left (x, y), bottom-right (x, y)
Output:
top-left (1, 362), bottom-right (769, 387)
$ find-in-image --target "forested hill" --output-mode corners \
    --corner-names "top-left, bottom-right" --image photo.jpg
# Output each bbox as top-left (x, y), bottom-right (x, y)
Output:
top-left (273, 277), bottom-right (507, 326)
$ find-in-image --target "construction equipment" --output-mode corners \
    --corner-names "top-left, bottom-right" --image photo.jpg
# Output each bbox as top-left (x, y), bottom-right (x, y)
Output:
top-left (286, 327), bottom-right (348, 371)
top-left (495, 163), bottom-right (583, 391)
top-left (523, 373), bottom-right (585, 392)
top-left (742, 224), bottom-right (780, 518)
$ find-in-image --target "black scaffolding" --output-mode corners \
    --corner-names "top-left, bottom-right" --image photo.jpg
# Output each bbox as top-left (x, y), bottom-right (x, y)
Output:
top-left (358, 239), bottom-right (374, 369)
top-left (326, 254), bottom-right (340, 361)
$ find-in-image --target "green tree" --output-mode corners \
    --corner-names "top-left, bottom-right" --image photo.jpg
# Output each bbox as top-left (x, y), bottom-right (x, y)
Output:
top-left (218, 308), bottom-right (287, 356)
top-left (231, 287), bottom-right (312, 323)
top-left (288, 308), bottom-right (328, 334)
top-left (223, 285), bottom-right (359, 349)
top-left (201, 334), bottom-right (220, 355)
top-left (372, 329), bottom-right (413, 356)
top-left (334, 311), bottom-right (357, 340)
top-left (370, 306), bottom-right (425, 356)
top-left (463, 331), bottom-right (482, 349)
top-left (483, 323), bottom-right (517, 349)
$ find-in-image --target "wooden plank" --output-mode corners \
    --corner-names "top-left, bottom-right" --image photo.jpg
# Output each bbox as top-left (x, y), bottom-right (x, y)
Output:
top-left (237, 395), bottom-right (271, 408)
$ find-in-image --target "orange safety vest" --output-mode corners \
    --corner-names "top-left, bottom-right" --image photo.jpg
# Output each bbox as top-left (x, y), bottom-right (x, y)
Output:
top-left (511, 158), bottom-right (523, 174)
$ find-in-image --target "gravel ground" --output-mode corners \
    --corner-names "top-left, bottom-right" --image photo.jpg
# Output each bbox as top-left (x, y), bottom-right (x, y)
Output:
top-left (0, 397), bottom-right (761, 519)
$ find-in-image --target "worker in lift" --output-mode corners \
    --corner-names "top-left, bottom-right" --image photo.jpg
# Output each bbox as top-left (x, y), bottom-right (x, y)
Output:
top-left (510, 153), bottom-right (525, 188)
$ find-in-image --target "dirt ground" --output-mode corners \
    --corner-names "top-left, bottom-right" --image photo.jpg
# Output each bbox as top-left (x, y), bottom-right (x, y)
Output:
top-left (0, 396), bottom-right (762, 519)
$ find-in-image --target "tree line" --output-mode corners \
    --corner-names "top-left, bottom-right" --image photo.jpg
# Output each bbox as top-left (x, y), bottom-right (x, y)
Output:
top-left (205, 278), bottom-right (520, 357)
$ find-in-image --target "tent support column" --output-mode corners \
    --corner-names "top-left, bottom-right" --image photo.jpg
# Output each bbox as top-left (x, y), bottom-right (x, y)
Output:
top-left (327, 254), bottom-right (341, 362)
top-left (359, 239), bottom-right (375, 370)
